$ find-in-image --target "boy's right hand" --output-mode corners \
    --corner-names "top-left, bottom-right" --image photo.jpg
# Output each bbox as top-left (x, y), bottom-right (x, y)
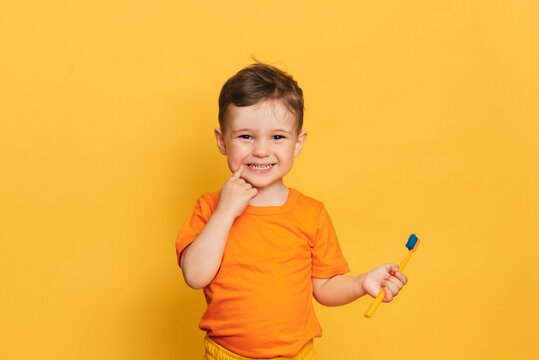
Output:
top-left (215, 166), bottom-right (257, 220)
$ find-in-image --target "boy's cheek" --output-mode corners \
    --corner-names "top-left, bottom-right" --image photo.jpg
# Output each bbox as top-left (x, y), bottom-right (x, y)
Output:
top-left (226, 157), bottom-right (238, 172)
top-left (226, 154), bottom-right (244, 172)
top-left (225, 146), bottom-right (248, 163)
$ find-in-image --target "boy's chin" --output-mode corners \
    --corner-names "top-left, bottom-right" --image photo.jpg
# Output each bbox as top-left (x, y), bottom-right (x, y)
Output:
top-left (243, 177), bottom-right (284, 190)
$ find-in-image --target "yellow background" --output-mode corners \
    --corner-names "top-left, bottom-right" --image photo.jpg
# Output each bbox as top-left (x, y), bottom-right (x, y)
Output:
top-left (1, 1), bottom-right (537, 359)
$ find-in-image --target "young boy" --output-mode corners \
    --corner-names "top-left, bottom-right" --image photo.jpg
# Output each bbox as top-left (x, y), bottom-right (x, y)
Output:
top-left (176, 62), bottom-right (408, 359)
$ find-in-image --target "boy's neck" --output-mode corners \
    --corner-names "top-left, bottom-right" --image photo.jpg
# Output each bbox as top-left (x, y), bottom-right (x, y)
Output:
top-left (248, 180), bottom-right (289, 207)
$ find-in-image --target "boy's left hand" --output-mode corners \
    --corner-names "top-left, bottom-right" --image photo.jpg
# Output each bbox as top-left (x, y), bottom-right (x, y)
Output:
top-left (361, 263), bottom-right (408, 302)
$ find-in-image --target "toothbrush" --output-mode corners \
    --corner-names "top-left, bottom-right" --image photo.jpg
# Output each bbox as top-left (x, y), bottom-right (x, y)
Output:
top-left (364, 234), bottom-right (420, 318)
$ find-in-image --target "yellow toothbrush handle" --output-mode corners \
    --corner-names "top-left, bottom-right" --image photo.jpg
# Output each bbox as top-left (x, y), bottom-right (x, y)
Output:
top-left (364, 289), bottom-right (386, 318)
top-left (363, 251), bottom-right (413, 318)
top-left (399, 251), bottom-right (412, 272)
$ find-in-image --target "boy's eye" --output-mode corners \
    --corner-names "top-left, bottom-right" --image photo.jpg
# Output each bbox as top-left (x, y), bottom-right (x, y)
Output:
top-left (273, 135), bottom-right (285, 140)
top-left (238, 135), bottom-right (253, 140)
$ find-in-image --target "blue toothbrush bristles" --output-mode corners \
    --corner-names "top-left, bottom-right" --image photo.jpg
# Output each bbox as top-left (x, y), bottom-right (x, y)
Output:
top-left (405, 234), bottom-right (418, 250)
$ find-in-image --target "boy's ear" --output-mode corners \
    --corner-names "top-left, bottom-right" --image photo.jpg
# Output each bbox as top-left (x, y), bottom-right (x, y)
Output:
top-left (294, 130), bottom-right (308, 157)
top-left (215, 128), bottom-right (227, 155)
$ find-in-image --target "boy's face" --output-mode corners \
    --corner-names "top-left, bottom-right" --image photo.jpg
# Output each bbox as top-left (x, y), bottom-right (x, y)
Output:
top-left (215, 100), bottom-right (307, 190)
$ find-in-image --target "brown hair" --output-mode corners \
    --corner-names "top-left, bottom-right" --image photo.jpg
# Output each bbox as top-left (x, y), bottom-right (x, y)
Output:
top-left (218, 62), bottom-right (304, 134)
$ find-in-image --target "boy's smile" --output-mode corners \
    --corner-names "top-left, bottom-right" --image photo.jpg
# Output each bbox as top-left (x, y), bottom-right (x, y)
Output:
top-left (246, 163), bottom-right (274, 173)
top-left (215, 100), bottom-right (307, 195)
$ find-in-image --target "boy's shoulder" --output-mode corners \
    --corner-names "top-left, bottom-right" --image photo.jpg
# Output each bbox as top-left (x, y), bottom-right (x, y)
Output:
top-left (293, 188), bottom-right (321, 204)
top-left (291, 188), bottom-right (326, 213)
top-left (196, 190), bottom-right (220, 210)
top-left (289, 189), bottom-right (335, 231)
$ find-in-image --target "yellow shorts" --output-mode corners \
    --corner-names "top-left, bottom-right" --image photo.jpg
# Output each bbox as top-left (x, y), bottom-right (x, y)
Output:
top-left (203, 336), bottom-right (320, 360)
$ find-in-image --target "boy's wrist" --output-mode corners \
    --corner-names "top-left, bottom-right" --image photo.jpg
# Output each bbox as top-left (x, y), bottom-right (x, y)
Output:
top-left (357, 273), bottom-right (368, 297)
top-left (212, 209), bottom-right (236, 224)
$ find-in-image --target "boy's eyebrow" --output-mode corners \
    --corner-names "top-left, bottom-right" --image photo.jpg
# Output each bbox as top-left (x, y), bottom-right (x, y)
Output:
top-left (231, 128), bottom-right (254, 133)
top-left (274, 129), bottom-right (293, 134)
top-left (231, 128), bottom-right (293, 134)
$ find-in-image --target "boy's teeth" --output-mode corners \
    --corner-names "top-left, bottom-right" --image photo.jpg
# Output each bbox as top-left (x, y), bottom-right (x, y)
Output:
top-left (249, 164), bottom-right (272, 169)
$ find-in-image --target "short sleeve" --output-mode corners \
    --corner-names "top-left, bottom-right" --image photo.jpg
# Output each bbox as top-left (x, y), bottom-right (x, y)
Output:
top-left (175, 194), bottom-right (216, 266)
top-left (311, 204), bottom-right (350, 278)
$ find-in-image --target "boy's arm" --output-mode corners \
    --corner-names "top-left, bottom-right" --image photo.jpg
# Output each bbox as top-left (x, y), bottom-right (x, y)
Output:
top-left (180, 166), bottom-right (257, 289)
top-left (180, 211), bottom-right (235, 289)
top-left (312, 263), bottom-right (408, 306)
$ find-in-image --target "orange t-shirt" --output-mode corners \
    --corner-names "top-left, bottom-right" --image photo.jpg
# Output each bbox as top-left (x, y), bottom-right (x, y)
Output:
top-left (176, 188), bottom-right (350, 358)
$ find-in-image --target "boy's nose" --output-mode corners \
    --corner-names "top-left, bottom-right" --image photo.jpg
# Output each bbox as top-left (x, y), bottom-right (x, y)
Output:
top-left (252, 140), bottom-right (270, 157)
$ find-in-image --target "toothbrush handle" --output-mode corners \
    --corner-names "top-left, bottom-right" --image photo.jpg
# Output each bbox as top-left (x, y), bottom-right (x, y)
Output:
top-left (363, 251), bottom-right (412, 318)
top-left (399, 251), bottom-right (412, 272)
top-left (364, 288), bottom-right (386, 318)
